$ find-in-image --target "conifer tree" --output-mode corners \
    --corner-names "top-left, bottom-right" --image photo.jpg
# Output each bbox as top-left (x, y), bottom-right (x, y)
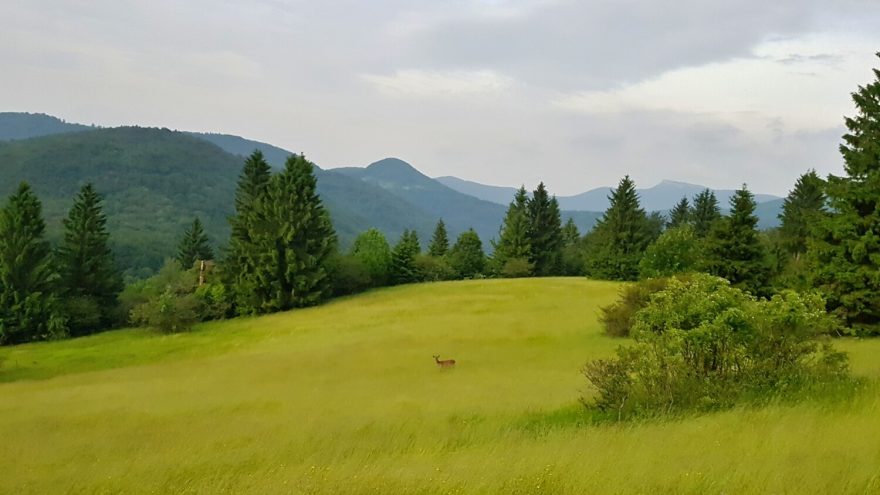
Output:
top-left (692, 189), bottom-right (721, 237)
top-left (527, 183), bottom-right (563, 276)
top-left (177, 217), bottom-right (214, 269)
top-left (562, 218), bottom-right (580, 246)
top-left (449, 229), bottom-right (485, 278)
top-left (56, 183), bottom-right (122, 335)
top-left (390, 229), bottom-right (421, 284)
top-left (779, 170), bottom-right (826, 258)
top-left (491, 186), bottom-right (532, 274)
top-left (667, 196), bottom-right (692, 228)
top-left (809, 54), bottom-right (880, 334)
top-left (0, 183), bottom-right (64, 344)
top-left (428, 219), bottom-right (449, 257)
top-left (703, 186), bottom-right (770, 295)
top-left (584, 176), bottom-right (650, 281)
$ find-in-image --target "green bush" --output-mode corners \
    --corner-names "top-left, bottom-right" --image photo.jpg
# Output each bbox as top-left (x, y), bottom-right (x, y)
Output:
top-left (598, 277), bottom-right (671, 337)
top-left (413, 254), bottom-right (457, 282)
top-left (584, 274), bottom-right (850, 419)
top-left (500, 257), bottom-right (534, 278)
top-left (638, 225), bottom-right (702, 278)
top-left (130, 288), bottom-right (199, 333)
top-left (327, 254), bottom-right (372, 296)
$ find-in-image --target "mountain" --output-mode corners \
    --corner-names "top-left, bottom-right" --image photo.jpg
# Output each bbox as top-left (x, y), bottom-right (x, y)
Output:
top-left (184, 132), bottom-right (295, 167)
top-left (0, 112), bottom-right (90, 140)
top-left (434, 176), bottom-right (519, 205)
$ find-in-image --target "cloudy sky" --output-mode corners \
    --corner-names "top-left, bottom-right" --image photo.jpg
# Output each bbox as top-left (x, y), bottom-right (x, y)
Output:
top-left (3, 1), bottom-right (879, 195)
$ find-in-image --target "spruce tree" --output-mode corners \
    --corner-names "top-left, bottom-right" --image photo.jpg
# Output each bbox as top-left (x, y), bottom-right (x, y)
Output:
top-left (779, 170), bottom-right (826, 258)
top-left (692, 189), bottom-right (721, 237)
top-left (449, 229), bottom-right (485, 278)
top-left (56, 183), bottom-right (122, 335)
top-left (562, 218), bottom-right (580, 246)
top-left (177, 217), bottom-right (214, 269)
top-left (703, 186), bottom-right (770, 295)
top-left (667, 196), bottom-right (692, 228)
top-left (491, 186), bottom-right (532, 274)
top-left (0, 183), bottom-right (64, 344)
top-left (809, 54), bottom-right (880, 334)
top-left (428, 219), bottom-right (449, 257)
top-left (584, 176), bottom-right (650, 281)
top-left (390, 229), bottom-right (421, 284)
top-left (527, 183), bottom-right (563, 276)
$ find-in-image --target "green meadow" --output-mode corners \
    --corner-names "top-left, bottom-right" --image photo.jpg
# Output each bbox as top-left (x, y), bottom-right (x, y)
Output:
top-left (1, 278), bottom-right (879, 494)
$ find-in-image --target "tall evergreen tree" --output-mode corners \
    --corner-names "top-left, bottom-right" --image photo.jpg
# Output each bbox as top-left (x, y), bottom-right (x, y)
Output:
top-left (244, 154), bottom-right (337, 313)
top-left (692, 189), bottom-right (721, 237)
top-left (809, 54), bottom-right (880, 334)
top-left (0, 183), bottom-right (64, 344)
top-left (779, 170), bottom-right (826, 258)
top-left (527, 183), bottom-right (564, 276)
top-left (667, 196), bottom-right (692, 228)
top-left (491, 186), bottom-right (532, 274)
top-left (584, 176), bottom-right (650, 281)
top-left (56, 183), bottom-right (122, 335)
top-left (177, 217), bottom-right (214, 269)
top-left (449, 229), bottom-right (486, 278)
top-left (562, 218), bottom-right (580, 246)
top-left (703, 186), bottom-right (770, 295)
top-left (428, 219), bottom-right (449, 257)
top-left (390, 229), bottom-right (421, 285)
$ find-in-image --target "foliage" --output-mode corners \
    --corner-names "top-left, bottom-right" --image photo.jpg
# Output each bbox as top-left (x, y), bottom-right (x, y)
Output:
top-left (390, 229), bottom-right (421, 285)
top-left (778, 170), bottom-right (826, 257)
top-left (0, 183), bottom-right (66, 344)
top-left (413, 254), bottom-right (457, 282)
top-left (667, 196), bottom-right (691, 228)
top-left (427, 219), bottom-right (449, 257)
top-left (584, 176), bottom-right (652, 281)
top-left (527, 183), bottom-right (564, 276)
top-left (499, 256), bottom-right (534, 278)
top-left (599, 277), bottom-right (671, 338)
top-left (491, 186), bottom-right (532, 274)
top-left (326, 253), bottom-right (372, 296)
top-left (808, 54), bottom-right (880, 335)
top-left (56, 183), bottom-right (123, 335)
top-left (692, 189), bottom-right (721, 237)
top-left (449, 229), bottom-right (486, 278)
top-left (351, 228), bottom-right (392, 287)
top-left (639, 225), bottom-right (702, 278)
top-left (177, 217), bottom-right (214, 269)
top-left (584, 274), bottom-right (849, 419)
top-left (562, 217), bottom-right (580, 245)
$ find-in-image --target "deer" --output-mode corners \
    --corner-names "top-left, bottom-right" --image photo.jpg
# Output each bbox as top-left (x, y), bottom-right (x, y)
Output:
top-left (433, 354), bottom-right (456, 369)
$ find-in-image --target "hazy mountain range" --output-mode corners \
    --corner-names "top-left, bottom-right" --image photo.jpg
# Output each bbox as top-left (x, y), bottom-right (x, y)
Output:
top-left (0, 112), bottom-right (785, 274)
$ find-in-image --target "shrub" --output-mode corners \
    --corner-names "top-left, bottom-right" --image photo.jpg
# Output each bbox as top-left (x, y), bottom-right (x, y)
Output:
top-left (638, 225), bottom-right (702, 278)
top-left (584, 274), bottom-right (849, 419)
top-left (500, 257), bottom-right (534, 278)
top-left (327, 254), bottom-right (372, 296)
top-left (130, 288), bottom-right (199, 333)
top-left (413, 254), bottom-right (456, 282)
top-left (598, 277), bottom-right (671, 337)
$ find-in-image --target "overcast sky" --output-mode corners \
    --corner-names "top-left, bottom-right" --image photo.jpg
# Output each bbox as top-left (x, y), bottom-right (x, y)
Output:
top-left (3, 1), bottom-right (879, 195)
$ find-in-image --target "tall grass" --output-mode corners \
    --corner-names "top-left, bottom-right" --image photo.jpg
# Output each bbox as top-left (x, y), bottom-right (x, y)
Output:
top-left (1, 278), bottom-right (878, 494)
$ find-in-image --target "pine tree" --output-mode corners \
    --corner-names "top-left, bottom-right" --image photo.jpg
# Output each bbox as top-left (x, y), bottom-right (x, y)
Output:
top-left (692, 189), bottom-right (721, 237)
top-left (809, 54), bottom-right (880, 334)
top-left (449, 229), bottom-right (485, 278)
top-left (667, 196), bottom-right (692, 228)
top-left (0, 183), bottom-right (65, 344)
top-left (779, 170), bottom-right (826, 258)
top-left (491, 186), bottom-right (532, 274)
top-left (562, 218), bottom-right (580, 246)
top-left (428, 219), bottom-right (449, 257)
top-left (177, 217), bottom-right (214, 269)
top-left (703, 186), bottom-right (770, 295)
top-left (584, 176), bottom-right (650, 281)
top-left (527, 183), bottom-right (563, 276)
top-left (390, 229), bottom-right (421, 284)
top-left (56, 183), bottom-right (122, 335)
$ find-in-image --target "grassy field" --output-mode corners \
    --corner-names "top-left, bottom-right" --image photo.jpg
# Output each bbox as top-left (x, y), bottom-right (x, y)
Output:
top-left (1, 278), bottom-right (879, 494)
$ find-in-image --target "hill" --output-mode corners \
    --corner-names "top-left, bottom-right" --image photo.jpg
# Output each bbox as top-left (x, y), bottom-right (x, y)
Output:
top-left (0, 278), bottom-right (878, 493)
top-left (0, 112), bottom-right (90, 140)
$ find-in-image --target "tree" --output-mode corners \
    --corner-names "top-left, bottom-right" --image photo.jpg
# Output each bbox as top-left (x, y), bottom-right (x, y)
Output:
top-left (809, 54), bottom-right (880, 334)
top-left (584, 176), bottom-right (651, 281)
top-left (449, 229), bottom-right (485, 278)
top-left (667, 196), bottom-right (691, 228)
top-left (560, 217), bottom-right (585, 276)
top-left (692, 189), bottom-right (721, 237)
top-left (527, 183), bottom-right (563, 276)
top-left (56, 183), bottom-right (123, 335)
top-left (491, 186), bottom-right (532, 275)
top-left (638, 225), bottom-right (702, 278)
top-left (779, 170), bottom-right (826, 258)
top-left (428, 219), bottom-right (449, 257)
top-left (177, 217), bottom-right (214, 269)
top-left (0, 183), bottom-right (65, 344)
top-left (352, 228), bottom-right (392, 286)
top-left (390, 229), bottom-right (421, 285)
top-left (562, 218), bottom-right (580, 246)
top-left (703, 186), bottom-right (770, 295)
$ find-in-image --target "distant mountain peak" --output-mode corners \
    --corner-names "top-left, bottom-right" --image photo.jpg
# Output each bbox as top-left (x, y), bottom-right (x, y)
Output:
top-left (367, 157), bottom-right (417, 171)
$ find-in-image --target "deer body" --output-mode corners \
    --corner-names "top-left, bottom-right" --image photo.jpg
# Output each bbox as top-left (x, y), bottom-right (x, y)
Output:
top-left (433, 354), bottom-right (456, 369)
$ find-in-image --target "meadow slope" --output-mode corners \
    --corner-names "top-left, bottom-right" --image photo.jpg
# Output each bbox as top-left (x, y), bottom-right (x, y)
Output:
top-left (1, 279), bottom-right (879, 494)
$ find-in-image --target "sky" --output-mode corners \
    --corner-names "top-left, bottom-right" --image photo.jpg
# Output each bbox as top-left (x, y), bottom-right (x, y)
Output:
top-left (2, 0), bottom-right (879, 196)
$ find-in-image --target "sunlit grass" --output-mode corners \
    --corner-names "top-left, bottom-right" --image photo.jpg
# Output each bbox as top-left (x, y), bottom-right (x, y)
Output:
top-left (1, 278), bottom-right (878, 494)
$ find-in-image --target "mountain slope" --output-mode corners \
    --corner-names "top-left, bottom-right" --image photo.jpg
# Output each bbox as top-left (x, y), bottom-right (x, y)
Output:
top-left (0, 112), bottom-right (90, 141)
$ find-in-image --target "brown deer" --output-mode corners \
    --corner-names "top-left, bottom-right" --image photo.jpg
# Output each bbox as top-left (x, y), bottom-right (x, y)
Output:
top-left (433, 354), bottom-right (456, 369)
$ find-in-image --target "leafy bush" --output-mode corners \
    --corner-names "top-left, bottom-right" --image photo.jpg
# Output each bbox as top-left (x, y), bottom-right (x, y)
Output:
top-left (598, 277), bottom-right (671, 337)
top-left (500, 257), bottom-right (534, 278)
top-left (130, 288), bottom-right (199, 333)
top-left (413, 254), bottom-right (457, 282)
top-left (638, 225), bottom-right (703, 278)
top-left (327, 254), bottom-right (372, 296)
top-left (584, 274), bottom-right (849, 419)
